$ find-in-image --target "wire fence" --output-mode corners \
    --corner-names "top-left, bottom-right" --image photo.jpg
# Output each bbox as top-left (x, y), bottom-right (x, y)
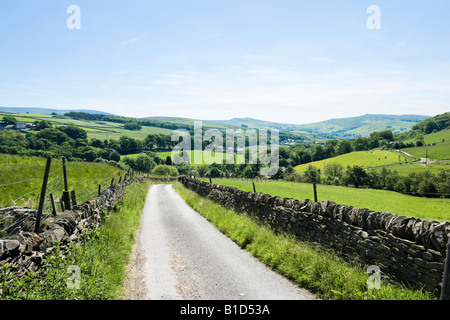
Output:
top-left (0, 157), bottom-right (132, 237)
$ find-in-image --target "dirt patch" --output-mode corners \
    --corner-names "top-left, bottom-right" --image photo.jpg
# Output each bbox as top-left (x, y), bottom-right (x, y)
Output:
top-left (122, 240), bottom-right (148, 300)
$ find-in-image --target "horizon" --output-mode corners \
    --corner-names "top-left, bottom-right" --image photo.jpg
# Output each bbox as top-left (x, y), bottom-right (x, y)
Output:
top-left (0, 1), bottom-right (449, 123)
top-left (0, 105), bottom-right (434, 126)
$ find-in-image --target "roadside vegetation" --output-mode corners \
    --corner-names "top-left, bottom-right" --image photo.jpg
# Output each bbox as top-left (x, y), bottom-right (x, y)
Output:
top-left (172, 182), bottom-right (436, 300)
top-left (0, 179), bottom-right (152, 300)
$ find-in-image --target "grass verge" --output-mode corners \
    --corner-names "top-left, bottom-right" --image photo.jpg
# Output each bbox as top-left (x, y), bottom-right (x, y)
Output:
top-left (0, 179), bottom-right (152, 300)
top-left (172, 181), bottom-right (437, 300)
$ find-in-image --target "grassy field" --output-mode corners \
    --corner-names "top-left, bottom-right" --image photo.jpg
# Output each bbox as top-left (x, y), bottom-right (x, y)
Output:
top-left (0, 112), bottom-right (173, 140)
top-left (173, 182), bottom-right (435, 300)
top-left (0, 154), bottom-right (126, 209)
top-left (294, 149), bottom-right (418, 173)
top-left (371, 161), bottom-right (450, 176)
top-left (203, 178), bottom-right (450, 222)
top-left (401, 128), bottom-right (450, 160)
top-left (402, 140), bottom-right (450, 161)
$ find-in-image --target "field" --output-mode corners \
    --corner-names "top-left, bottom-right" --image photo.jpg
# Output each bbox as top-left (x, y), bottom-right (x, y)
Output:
top-left (202, 178), bottom-right (450, 222)
top-left (294, 149), bottom-right (417, 173)
top-left (0, 154), bottom-right (126, 209)
top-left (401, 128), bottom-right (450, 161)
top-left (402, 140), bottom-right (450, 161)
top-left (371, 161), bottom-right (450, 176)
top-left (0, 112), bottom-right (173, 140)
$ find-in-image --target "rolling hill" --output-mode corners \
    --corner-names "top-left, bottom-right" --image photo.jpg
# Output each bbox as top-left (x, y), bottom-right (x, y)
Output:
top-left (0, 106), bottom-right (116, 116)
top-left (212, 114), bottom-right (429, 139)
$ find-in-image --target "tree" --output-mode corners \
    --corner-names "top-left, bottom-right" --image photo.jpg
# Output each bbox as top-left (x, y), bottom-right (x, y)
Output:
top-left (304, 165), bottom-right (321, 183)
top-left (59, 123), bottom-right (87, 141)
top-left (242, 165), bottom-right (257, 179)
top-left (90, 138), bottom-right (104, 148)
top-left (343, 165), bottom-right (369, 188)
top-left (323, 163), bottom-right (344, 185)
top-left (197, 164), bottom-right (209, 178)
top-left (2, 115), bottom-right (17, 125)
top-left (153, 165), bottom-right (179, 177)
top-left (135, 154), bottom-right (156, 173)
top-left (418, 178), bottom-right (438, 197)
top-left (33, 120), bottom-right (53, 130)
top-left (335, 140), bottom-right (352, 155)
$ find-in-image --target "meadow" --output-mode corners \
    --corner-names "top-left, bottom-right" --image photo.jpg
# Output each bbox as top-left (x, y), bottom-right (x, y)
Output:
top-left (402, 140), bottom-right (450, 161)
top-left (202, 178), bottom-right (450, 222)
top-left (0, 112), bottom-right (173, 140)
top-left (294, 149), bottom-right (418, 173)
top-left (0, 154), bottom-right (126, 209)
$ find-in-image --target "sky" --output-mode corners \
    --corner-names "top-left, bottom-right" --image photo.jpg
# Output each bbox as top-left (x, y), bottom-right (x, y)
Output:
top-left (0, 0), bottom-right (449, 124)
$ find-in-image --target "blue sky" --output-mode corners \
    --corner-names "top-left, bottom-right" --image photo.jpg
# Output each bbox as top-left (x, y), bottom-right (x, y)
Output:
top-left (0, 0), bottom-right (449, 124)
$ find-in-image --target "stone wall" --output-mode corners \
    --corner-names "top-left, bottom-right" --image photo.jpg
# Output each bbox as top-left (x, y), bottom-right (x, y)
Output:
top-left (179, 176), bottom-right (450, 292)
top-left (0, 178), bottom-right (142, 277)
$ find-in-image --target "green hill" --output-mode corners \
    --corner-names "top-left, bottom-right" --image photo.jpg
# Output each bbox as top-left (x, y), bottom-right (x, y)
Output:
top-left (212, 114), bottom-right (429, 139)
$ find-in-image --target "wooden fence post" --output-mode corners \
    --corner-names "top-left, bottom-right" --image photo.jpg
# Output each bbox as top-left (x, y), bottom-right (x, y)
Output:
top-left (98, 184), bottom-right (102, 196)
top-left (111, 178), bottom-right (115, 187)
top-left (313, 183), bottom-right (318, 202)
top-left (252, 182), bottom-right (256, 193)
top-left (49, 193), bottom-right (57, 217)
top-left (62, 157), bottom-right (71, 210)
top-left (34, 157), bottom-right (52, 234)
top-left (71, 190), bottom-right (77, 207)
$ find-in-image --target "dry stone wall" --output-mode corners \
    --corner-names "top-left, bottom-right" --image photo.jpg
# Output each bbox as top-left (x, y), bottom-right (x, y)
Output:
top-left (179, 176), bottom-right (450, 292)
top-left (0, 178), bottom-right (141, 277)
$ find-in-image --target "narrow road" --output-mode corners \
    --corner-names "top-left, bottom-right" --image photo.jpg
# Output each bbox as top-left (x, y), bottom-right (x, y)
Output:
top-left (123, 184), bottom-right (315, 300)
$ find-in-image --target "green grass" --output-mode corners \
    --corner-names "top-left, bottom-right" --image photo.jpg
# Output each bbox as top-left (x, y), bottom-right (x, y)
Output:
top-left (402, 140), bottom-right (450, 161)
top-left (0, 154), bottom-right (126, 209)
top-left (294, 149), bottom-right (417, 173)
top-left (0, 179), bottom-right (152, 300)
top-left (371, 162), bottom-right (450, 176)
top-left (0, 112), bottom-right (173, 140)
top-left (172, 182), bottom-right (436, 300)
top-left (202, 178), bottom-right (450, 222)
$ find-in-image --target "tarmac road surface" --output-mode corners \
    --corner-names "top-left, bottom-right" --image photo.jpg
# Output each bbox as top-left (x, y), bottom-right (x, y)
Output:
top-left (124, 184), bottom-right (315, 300)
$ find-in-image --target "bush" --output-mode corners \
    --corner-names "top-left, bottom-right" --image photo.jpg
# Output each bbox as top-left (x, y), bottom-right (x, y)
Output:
top-left (152, 165), bottom-right (179, 177)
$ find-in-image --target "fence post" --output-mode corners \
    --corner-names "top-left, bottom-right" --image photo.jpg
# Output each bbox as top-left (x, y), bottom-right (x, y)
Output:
top-left (441, 235), bottom-right (450, 300)
top-left (98, 184), bottom-right (102, 196)
top-left (71, 190), bottom-right (77, 207)
top-left (34, 157), bottom-right (52, 234)
top-left (252, 182), bottom-right (256, 193)
top-left (313, 183), bottom-right (318, 202)
top-left (209, 178), bottom-right (212, 184)
top-left (62, 157), bottom-right (71, 210)
top-left (111, 177), bottom-right (115, 187)
top-left (49, 193), bottom-right (57, 217)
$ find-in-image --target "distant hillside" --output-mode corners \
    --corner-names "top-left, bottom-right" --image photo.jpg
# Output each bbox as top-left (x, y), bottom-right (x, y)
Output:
top-left (213, 114), bottom-right (430, 139)
top-left (0, 106), bottom-right (116, 116)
